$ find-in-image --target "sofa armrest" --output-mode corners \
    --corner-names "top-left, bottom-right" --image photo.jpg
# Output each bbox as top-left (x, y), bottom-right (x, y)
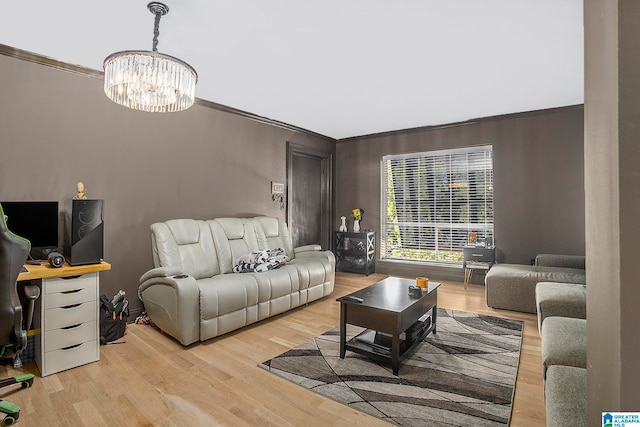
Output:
top-left (294, 249), bottom-right (336, 271)
top-left (535, 254), bottom-right (585, 270)
top-left (294, 244), bottom-right (322, 255)
top-left (138, 270), bottom-right (200, 346)
top-left (139, 266), bottom-right (184, 284)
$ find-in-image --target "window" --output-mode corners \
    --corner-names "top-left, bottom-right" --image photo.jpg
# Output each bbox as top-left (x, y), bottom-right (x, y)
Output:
top-left (380, 145), bottom-right (493, 265)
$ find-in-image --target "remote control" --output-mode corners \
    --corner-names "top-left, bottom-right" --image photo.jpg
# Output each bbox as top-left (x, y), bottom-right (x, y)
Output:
top-left (342, 295), bottom-right (364, 303)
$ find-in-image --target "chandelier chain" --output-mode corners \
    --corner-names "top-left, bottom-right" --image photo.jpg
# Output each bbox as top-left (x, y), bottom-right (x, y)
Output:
top-left (152, 11), bottom-right (162, 52)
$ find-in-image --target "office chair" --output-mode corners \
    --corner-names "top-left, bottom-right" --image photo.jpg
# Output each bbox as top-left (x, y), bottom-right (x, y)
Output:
top-left (0, 203), bottom-right (35, 425)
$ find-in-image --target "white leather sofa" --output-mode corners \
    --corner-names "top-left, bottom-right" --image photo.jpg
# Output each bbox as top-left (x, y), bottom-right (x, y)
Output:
top-left (138, 216), bottom-right (335, 345)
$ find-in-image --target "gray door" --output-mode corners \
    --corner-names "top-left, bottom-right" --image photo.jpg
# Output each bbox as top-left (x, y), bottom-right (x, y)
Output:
top-left (287, 143), bottom-right (332, 250)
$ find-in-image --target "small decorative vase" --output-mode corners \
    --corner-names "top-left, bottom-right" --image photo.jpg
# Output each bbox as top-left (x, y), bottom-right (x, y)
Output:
top-left (339, 216), bottom-right (347, 232)
top-left (353, 219), bottom-right (360, 232)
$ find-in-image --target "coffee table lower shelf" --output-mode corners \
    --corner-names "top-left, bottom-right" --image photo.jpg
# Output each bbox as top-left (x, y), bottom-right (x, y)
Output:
top-left (344, 317), bottom-right (435, 373)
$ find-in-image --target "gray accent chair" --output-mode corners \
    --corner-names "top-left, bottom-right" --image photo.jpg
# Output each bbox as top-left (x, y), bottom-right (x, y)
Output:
top-left (139, 216), bottom-right (335, 346)
top-left (485, 254), bottom-right (585, 313)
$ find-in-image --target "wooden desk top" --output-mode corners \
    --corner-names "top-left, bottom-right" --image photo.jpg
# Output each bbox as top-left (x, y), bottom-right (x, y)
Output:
top-left (18, 261), bottom-right (111, 281)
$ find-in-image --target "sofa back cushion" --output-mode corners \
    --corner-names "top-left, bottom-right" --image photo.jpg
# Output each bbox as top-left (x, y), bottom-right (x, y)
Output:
top-left (252, 216), bottom-right (295, 258)
top-left (151, 219), bottom-right (220, 279)
top-left (208, 218), bottom-right (261, 274)
top-left (535, 254), bottom-right (586, 270)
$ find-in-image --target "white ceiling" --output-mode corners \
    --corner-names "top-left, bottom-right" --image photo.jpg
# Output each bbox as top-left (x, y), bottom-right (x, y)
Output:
top-left (0, 0), bottom-right (583, 139)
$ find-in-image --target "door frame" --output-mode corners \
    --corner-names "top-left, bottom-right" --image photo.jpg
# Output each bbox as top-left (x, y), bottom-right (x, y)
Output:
top-left (286, 142), bottom-right (333, 250)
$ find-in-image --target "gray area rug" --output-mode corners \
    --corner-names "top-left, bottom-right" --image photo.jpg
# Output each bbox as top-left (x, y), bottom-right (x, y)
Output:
top-left (259, 308), bottom-right (523, 426)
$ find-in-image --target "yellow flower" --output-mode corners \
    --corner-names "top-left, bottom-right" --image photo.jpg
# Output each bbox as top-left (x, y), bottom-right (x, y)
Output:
top-left (351, 208), bottom-right (363, 221)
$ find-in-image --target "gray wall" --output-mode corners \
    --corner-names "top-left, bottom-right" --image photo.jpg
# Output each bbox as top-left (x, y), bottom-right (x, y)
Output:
top-left (336, 106), bottom-right (585, 282)
top-left (0, 54), bottom-right (334, 316)
top-left (585, 0), bottom-right (640, 418)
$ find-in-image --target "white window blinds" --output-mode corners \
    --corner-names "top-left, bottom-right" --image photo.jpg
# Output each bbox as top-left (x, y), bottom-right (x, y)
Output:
top-left (380, 145), bottom-right (493, 264)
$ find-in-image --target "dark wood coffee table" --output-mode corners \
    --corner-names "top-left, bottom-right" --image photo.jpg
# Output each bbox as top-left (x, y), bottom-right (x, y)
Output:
top-left (337, 276), bottom-right (440, 375)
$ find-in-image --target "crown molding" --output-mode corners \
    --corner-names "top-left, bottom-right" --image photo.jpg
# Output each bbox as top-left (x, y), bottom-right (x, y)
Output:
top-left (338, 104), bottom-right (584, 143)
top-left (0, 43), bottom-right (335, 142)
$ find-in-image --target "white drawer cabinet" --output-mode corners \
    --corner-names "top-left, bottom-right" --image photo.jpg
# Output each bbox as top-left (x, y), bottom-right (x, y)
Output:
top-left (34, 272), bottom-right (100, 376)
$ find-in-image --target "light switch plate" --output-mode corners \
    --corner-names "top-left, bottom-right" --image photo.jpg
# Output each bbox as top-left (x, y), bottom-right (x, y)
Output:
top-left (271, 182), bottom-right (285, 194)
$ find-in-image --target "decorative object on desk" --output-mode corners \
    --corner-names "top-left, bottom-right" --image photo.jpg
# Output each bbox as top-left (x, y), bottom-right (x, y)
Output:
top-left (416, 276), bottom-right (428, 288)
top-left (351, 208), bottom-right (364, 232)
top-left (103, 2), bottom-right (198, 113)
top-left (260, 309), bottom-right (523, 426)
top-left (468, 231), bottom-right (477, 245)
top-left (47, 252), bottom-right (65, 268)
top-left (65, 199), bottom-right (104, 265)
top-left (74, 181), bottom-right (87, 200)
top-left (339, 216), bottom-right (347, 232)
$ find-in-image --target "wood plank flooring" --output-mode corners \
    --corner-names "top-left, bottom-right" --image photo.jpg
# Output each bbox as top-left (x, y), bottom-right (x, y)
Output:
top-left (1, 272), bottom-right (545, 426)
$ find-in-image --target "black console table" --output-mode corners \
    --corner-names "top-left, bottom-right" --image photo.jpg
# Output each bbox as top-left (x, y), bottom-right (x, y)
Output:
top-left (334, 231), bottom-right (375, 276)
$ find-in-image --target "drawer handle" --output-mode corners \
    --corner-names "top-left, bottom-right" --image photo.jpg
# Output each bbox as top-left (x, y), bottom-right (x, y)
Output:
top-left (61, 275), bottom-right (83, 280)
top-left (61, 343), bottom-right (82, 351)
top-left (62, 323), bottom-right (82, 330)
top-left (61, 289), bottom-right (82, 294)
top-left (472, 254), bottom-right (484, 257)
top-left (61, 303), bottom-right (82, 310)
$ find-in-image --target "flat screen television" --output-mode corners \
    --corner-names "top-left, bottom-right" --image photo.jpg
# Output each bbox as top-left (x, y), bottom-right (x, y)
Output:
top-left (1, 201), bottom-right (59, 259)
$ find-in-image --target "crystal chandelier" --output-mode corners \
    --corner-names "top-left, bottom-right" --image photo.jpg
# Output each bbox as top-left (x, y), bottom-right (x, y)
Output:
top-left (103, 2), bottom-right (198, 113)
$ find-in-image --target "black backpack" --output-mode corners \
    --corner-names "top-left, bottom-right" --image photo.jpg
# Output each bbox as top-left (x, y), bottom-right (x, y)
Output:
top-left (99, 293), bottom-right (128, 345)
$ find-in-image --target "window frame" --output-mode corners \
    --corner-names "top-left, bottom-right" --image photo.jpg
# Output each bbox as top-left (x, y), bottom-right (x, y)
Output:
top-left (380, 145), bottom-right (494, 266)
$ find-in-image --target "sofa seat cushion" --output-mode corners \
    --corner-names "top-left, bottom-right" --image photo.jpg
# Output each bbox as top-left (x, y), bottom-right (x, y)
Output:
top-left (198, 276), bottom-right (259, 320)
top-left (248, 265), bottom-right (299, 302)
top-left (485, 264), bottom-right (585, 313)
top-left (545, 366), bottom-right (587, 427)
top-left (290, 257), bottom-right (333, 287)
top-left (541, 317), bottom-right (586, 378)
top-left (536, 282), bottom-right (586, 334)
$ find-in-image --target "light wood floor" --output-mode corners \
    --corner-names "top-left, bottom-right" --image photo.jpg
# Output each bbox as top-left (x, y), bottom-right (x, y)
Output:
top-left (1, 272), bottom-right (545, 426)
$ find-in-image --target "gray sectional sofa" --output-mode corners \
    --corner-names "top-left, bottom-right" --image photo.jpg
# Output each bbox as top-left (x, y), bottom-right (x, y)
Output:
top-left (485, 254), bottom-right (586, 313)
top-left (539, 315), bottom-right (587, 426)
top-left (532, 257), bottom-right (587, 426)
top-left (485, 253), bottom-right (588, 425)
top-left (138, 216), bottom-right (335, 345)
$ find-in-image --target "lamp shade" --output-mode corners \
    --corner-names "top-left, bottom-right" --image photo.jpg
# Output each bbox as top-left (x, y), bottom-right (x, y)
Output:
top-left (103, 2), bottom-right (198, 113)
top-left (104, 50), bottom-right (198, 113)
